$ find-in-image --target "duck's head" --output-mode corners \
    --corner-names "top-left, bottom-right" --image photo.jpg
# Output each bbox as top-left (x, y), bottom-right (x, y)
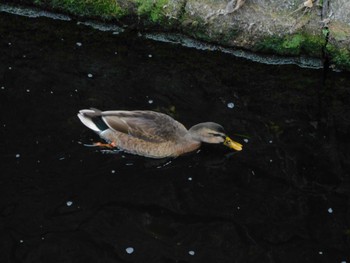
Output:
top-left (189, 122), bottom-right (243, 151)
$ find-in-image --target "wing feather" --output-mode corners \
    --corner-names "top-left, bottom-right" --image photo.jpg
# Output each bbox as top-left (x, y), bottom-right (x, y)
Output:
top-left (100, 110), bottom-right (188, 143)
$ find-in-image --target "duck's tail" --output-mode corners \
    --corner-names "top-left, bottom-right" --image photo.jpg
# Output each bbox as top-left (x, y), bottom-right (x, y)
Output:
top-left (77, 109), bottom-right (108, 133)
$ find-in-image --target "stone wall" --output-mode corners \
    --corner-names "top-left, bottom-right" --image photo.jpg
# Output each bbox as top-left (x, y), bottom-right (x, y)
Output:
top-left (2, 0), bottom-right (350, 70)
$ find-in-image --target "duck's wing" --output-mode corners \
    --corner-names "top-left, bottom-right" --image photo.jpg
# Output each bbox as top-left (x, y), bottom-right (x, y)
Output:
top-left (100, 110), bottom-right (188, 143)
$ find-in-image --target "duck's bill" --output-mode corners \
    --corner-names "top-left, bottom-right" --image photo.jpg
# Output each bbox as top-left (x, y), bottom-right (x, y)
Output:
top-left (223, 136), bottom-right (243, 151)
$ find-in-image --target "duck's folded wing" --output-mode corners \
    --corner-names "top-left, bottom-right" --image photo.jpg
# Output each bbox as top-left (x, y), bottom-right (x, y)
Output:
top-left (101, 110), bottom-right (188, 142)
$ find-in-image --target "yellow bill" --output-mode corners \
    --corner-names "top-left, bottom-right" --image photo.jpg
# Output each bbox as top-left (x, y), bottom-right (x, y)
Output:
top-left (223, 136), bottom-right (243, 151)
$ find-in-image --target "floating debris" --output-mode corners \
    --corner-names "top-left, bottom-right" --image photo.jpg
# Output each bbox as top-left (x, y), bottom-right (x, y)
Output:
top-left (9, 66), bottom-right (12, 70)
top-left (59, 157), bottom-right (65, 161)
top-left (243, 138), bottom-right (249, 143)
top-left (77, 20), bottom-right (124, 33)
top-left (1, 86), bottom-right (5, 90)
top-left (227, 102), bottom-right (234, 109)
top-left (76, 42), bottom-right (82, 47)
top-left (237, 206), bottom-right (240, 210)
top-left (66, 201), bottom-right (73, 207)
top-left (87, 73), bottom-right (93, 78)
top-left (125, 247), bottom-right (134, 254)
top-left (269, 159), bottom-right (273, 162)
top-left (125, 163), bottom-right (133, 166)
top-left (111, 170), bottom-right (116, 174)
top-left (144, 33), bottom-right (323, 69)
top-left (188, 250), bottom-right (195, 256)
top-left (8, 42), bottom-right (11, 46)
top-left (269, 140), bottom-right (273, 143)
top-left (148, 99), bottom-right (154, 104)
top-left (148, 54), bottom-right (153, 58)
top-left (328, 208), bottom-right (333, 214)
top-left (251, 170), bottom-right (255, 175)
top-left (0, 3), bottom-right (71, 20)
top-left (188, 177), bottom-right (192, 181)
top-left (19, 240), bottom-right (24, 243)
top-left (15, 154), bottom-right (20, 158)
top-left (318, 251), bottom-right (323, 255)
top-left (26, 89), bottom-right (30, 93)
top-left (114, 52), bottom-right (118, 55)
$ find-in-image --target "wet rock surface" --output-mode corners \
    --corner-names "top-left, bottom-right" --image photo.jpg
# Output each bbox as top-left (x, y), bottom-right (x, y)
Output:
top-left (1, 0), bottom-right (350, 70)
top-left (1, 10), bottom-right (350, 263)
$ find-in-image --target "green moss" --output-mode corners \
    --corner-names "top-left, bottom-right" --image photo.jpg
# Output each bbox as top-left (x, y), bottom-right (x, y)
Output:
top-left (32, 0), bottom-right (125, 19)
top-left (255, 33), bottom-right (325, 57)
top-left (135, 0), bottom-right (169, 23)
top-left (326, 45), bottom-right (350, 70)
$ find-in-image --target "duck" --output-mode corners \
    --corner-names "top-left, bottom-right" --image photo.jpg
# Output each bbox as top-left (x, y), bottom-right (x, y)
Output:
top-left (77, 109), bottom-right (242, 158)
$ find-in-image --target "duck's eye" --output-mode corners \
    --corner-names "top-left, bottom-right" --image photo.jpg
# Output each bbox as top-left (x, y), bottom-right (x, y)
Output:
top-left (209, 133), bottom-right (225, 138)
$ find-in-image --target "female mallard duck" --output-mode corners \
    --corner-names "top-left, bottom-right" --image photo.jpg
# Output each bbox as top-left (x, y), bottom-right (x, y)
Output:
top-left (78, 109), bottom-right (242, 158)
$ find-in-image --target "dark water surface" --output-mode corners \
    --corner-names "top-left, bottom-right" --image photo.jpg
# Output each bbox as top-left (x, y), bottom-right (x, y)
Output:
top-left (1, 10), bottom-right (350, 263)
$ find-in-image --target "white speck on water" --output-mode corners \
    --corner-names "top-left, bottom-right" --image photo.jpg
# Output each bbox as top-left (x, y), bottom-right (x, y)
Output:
top-left (76, 42), bottom-right (82, 46)
top-left (16, 154), bottom-right (20, 158)
top-left (227, 102), bottom-right (234, 109)
top-left (252, 170), bottom-right (255, 175)
top-left (341, 261), bottom-right (347, 263)
top-left (36, 141), bottom-right (39, 144)
top-left (75, 89), bottom-right (78, 92)
top-left (188, 250), bottom-right (195, 256)
top-left (111, 170), bottom-right (116, 174)
top-left (125, 247), bottom-right (134, 254)
top-left (59, 157), bottom-right (65, 161)
top-left (1, 86), bottom-right (5, 90)
top-left (269, 140), bottom-right (273, 143)
top-left (66, 201), bottom-right (73, 207)
top-left (148, 99), bottom-right (154, 104)
top-left (50, 91), bottom-right (54, 94)
top-left (26, 89), bottom-right (30, 93)
top-left (23, 55), bottom-right (26, 58)
top-left (319, 251), bottom-right (323, 255)
top-left (114, 51), bottom-right (118, 55)
top-left (8, 42), bottom-right (11, 46)
top-left (237, 206), bottom-right (240, 210)
top-left (269, 159), bottom-right (273, 162)
top-left (148, 54), bottom-right (152, 58)
top-left (9, 67), bottom-right (12, 70)
top-left (19, 240), bottom-right (24, 243)
top-left (328, 208), bottom-right (333, 214)
top-left (87, 73), bottom-right (93, 78)
top-left (125, 163), bottom-right (133, 166)
top-left (37, 160), bottom-right (40, 163)
top-left (188, 177), bottom-right (192, 181)
top-left (243, 138), bottom-right (249, 143)
top-left (41, 237), bottom-right (45, 240)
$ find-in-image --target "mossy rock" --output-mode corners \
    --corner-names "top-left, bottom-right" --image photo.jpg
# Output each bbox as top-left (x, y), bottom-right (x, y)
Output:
top-left (32, 0), bottom-right (126, 19)
top-left (326, 45), bottom-right (350, 70)
top-left (254, 33), bottom-right (326, 58)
